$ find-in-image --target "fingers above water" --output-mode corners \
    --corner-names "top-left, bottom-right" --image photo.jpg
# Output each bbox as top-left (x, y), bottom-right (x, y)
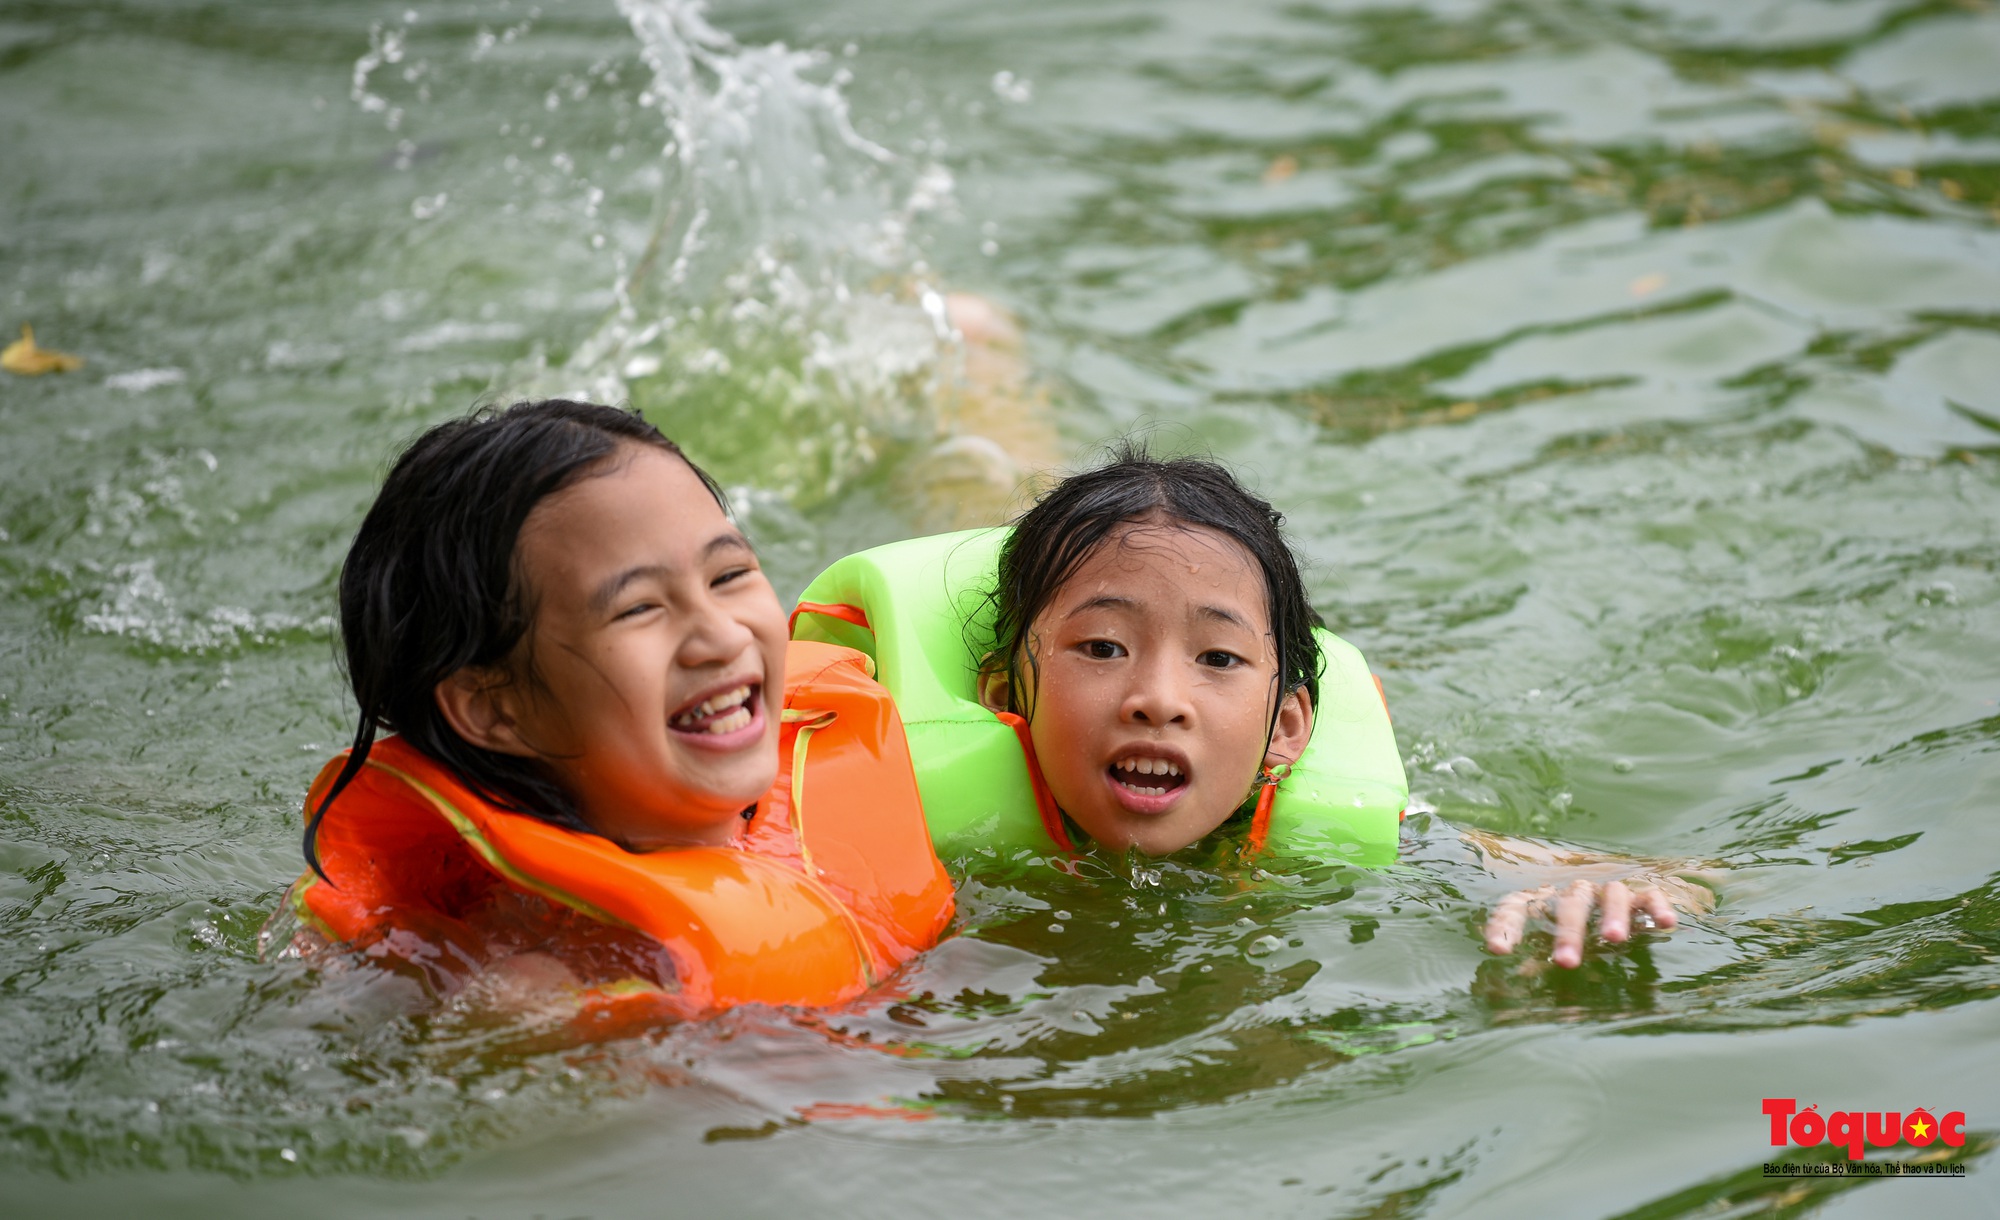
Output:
top-left (1483, 879), bottom-right (1686, 968)
top-left (1598, 880), bottom-right (1634, 945)
top-left (1483, 884), bottom-right (1550, 955)
top-left (1639, 886), bottom-right (1678, 931)
top-left (1551, 878), bottom-right (1595, 969)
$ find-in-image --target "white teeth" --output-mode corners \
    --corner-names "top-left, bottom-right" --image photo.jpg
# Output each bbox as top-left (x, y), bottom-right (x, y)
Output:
top-left (698, 685), bottom-right (749, 716)
top-left (1115, 757), bottom-right (1182, 778)
top-left (672, 684), bottom-right (752, 728)
top-left (703, 706), bottom-right (752, 735)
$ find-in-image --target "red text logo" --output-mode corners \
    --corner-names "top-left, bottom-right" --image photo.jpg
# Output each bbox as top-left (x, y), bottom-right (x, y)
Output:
top-left (1763, 1098), bottom-right (1966, 1161)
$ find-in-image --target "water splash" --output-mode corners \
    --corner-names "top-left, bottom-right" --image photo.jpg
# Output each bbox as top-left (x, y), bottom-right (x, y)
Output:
top-left (78, 559), bottom-right (334, 653)
top-left (521, 0), bottom-right (961, 508)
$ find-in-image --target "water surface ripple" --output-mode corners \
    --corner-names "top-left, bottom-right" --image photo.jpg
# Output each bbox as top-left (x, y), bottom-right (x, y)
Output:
top-left (2, 0), bottom-right (1997, 1215)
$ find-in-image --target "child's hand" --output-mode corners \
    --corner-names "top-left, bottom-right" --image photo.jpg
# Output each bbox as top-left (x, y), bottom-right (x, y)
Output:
top-left (1461, 828), bottom-right (1715, 968)
top-left (1485, 878), bottom-right (1680, 968)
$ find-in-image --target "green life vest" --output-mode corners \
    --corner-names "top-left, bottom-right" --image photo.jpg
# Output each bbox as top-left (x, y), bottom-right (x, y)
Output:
top-left (792, 529), bottom-right (1406, 865)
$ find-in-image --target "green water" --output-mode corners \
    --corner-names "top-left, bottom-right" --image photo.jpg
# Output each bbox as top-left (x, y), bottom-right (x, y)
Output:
top-left (5, 0), bottom-right (1999, 1214)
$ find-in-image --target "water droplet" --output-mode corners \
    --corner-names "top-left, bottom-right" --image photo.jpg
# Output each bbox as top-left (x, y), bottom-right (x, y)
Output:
top-left (1247, 935), bottom-right (1285, 957)
top-left (1613, 759), bottom-right (1635, 773)
top-left (990, 70), bottom-right (1032, 103)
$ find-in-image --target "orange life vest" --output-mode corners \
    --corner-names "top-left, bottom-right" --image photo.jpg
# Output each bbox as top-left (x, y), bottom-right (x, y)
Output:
top-left (283, 641), bottom-right (954, 1016)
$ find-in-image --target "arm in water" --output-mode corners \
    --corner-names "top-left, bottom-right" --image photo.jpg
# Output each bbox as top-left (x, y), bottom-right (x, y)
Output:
top-left (899, 293), bottom-right (1064, 530)
top-left (1464, 827), bottom-right (1717, 968)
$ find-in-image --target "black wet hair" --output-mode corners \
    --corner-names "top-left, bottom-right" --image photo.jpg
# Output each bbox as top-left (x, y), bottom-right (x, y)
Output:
top-left (302, 398), bottom-right (727, 879)
top-left (986, 441), bottom-right (1323, 729)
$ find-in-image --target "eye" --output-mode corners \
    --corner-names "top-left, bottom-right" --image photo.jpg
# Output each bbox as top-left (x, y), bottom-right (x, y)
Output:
top-left (1081, 639), bottom-right (1126, 660)
top-left (712, 564), bottom-right (755, 588)
top-left (1198, 649), bottom-right (1243, 669)
top-left (615, 600), bottom-right (659, 622)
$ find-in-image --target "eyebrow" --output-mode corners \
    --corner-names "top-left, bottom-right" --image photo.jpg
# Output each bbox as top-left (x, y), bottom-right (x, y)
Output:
top-left (1193, 603), bottom-right (1253, 630)
top-left (1065, 595), bottom-right (1137, 618)
top-left (1064, 595), bottom-right (1254, 631)
top-left (586, 530), bottom-right (753, 615)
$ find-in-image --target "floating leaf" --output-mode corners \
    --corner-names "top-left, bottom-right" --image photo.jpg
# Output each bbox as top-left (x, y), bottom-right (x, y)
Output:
top-left (1, 325), bottom-right (84, 376)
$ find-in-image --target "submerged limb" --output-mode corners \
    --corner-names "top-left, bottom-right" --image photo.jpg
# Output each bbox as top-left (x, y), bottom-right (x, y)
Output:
top-left (447, 949), bottom-right (588, 1020)
top-left (1481, 878), bottom-right (1682, 968)
top-left (1466, 828), bottom-right (1715, 968)
top-left (897, 292), bottom-right (1062, 530)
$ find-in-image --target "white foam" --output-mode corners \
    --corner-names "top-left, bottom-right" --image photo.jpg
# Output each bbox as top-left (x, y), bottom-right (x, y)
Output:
top-left (80, 560), bottom-right (335, 652)
top-left (104, 368), bottom-right (186, 394)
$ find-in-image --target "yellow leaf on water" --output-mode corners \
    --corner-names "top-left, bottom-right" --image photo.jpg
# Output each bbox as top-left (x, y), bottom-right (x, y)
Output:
top-left (1629, 272), bottom-right (1667, 298)
top-left (1262, 154), bottom-right (1299, 186)
top-left (1, 325), bottom-right (85, 376)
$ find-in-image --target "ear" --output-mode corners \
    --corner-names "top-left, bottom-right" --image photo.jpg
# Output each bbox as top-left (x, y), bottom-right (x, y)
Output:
top-left (1263, 686), bottom-right (1314, 771)
top-left (434, 666), bottom-right (539, 758)
top-left (975, 660), bottom-right (1014, 715)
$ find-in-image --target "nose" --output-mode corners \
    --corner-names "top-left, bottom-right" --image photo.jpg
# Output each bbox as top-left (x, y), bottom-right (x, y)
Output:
top-left (676, 587), bottom-right (757, 668)
top-left (1120, 652), bottom-right (1193, 727)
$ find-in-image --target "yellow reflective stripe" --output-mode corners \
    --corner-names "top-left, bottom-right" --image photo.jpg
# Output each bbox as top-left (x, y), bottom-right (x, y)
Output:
top-left (784, 709), bottom-right (877, 987)
top-left (784, 709), bottom-right (837, 876)
top-left (364, 758), bottom-right (629, 932)
top-left (283, 873), bottom-right (339, 941)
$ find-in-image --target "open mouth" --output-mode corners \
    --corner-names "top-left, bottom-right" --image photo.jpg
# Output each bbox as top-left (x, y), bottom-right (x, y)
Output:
top-left (669, 683), bottom-right (760, 737)
top-left (1108, 754), bottom-right (1190, 800)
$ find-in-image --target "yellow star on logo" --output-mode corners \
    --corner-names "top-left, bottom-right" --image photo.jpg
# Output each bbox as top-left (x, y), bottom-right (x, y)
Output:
top-left (1910, 1117), bottom-right (1931, 1139)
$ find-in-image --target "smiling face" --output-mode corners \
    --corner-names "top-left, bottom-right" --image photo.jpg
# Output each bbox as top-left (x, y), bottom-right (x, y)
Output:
top-left (981, 519), bottom-right (1313, 856)
top-left (436, 444), bottom-right (788, 850)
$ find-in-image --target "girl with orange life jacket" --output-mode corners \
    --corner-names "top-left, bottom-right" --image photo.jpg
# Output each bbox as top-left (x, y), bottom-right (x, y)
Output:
top-left (275, 399), bottom-right (952, 1021)
top-left (794, 445), bottom-right (1708, 968)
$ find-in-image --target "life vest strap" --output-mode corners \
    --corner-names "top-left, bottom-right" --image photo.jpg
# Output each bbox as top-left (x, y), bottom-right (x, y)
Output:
top-left (1243, 763), bottom-right (1290, 859)
top-left (782, 708), bottom-right (838, 879)
top-left (994, 712), bottom-right (1075, 853)
top-left (784, 706), bottom-right (879, 988)
top-left (789, 601), bottom-right (871, 637)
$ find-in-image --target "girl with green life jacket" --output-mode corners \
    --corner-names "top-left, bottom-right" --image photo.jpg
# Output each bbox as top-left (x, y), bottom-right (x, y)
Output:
top-left (794, 445), bottom-right (1710, 969)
